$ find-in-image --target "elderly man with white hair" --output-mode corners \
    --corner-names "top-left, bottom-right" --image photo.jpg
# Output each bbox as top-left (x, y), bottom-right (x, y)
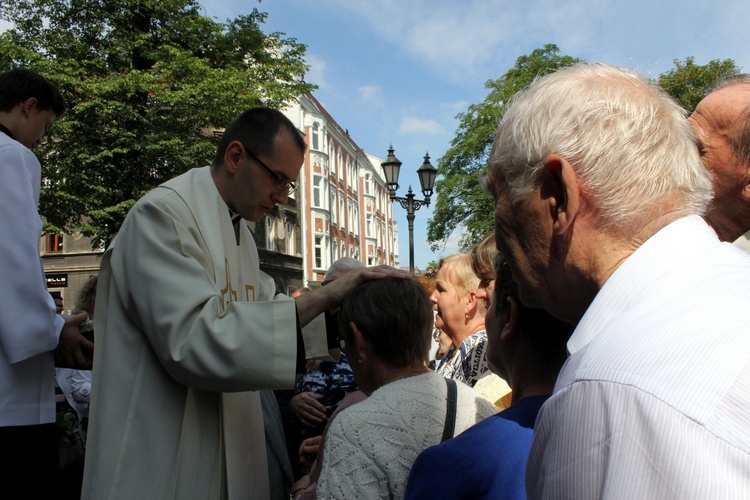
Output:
top-left (485, 63), bottom-right (750, 498)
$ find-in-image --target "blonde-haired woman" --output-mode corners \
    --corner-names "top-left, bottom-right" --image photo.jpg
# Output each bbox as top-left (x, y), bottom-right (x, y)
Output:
top-left (430, 253), bottom-right (490, 387)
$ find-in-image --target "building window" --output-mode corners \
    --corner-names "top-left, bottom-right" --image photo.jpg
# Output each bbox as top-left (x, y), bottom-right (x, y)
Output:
top-left (285, 222), bottom-right (295, 255)
top-left (314, 235), bottom-right (330, 271)
top-left (312, 122), bottom-right (319, 151)
top-left (313, 175), bottom-right (322, 208)
top-left (330, 141), bottom-right (335, 175)
top-left (331, 191), bottom-right (337, 224)
top-left (314, 236), bottom-right (322, 269)
top-left (46, 233), bottom-right (63, 253)
top-left (339, 193), bottom-right (345, 230)
top-left (266, 217), bottom-right (275, 251)
top-left (347, 201), bottom-right (359, 236)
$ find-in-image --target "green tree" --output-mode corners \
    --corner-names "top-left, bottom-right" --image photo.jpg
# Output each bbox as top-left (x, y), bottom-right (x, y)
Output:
top-left (0, 0), bottom-right (315, 247)
top-left (657, 57), bottom-right (740, 113)
top-left (427, 44), bottom-right (579, 251)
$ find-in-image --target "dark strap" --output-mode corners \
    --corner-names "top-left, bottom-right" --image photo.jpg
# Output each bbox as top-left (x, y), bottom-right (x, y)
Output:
top-left (0, 123), bottom-right (14, 140)
top-left (441, 378), bottom-right (458, 442)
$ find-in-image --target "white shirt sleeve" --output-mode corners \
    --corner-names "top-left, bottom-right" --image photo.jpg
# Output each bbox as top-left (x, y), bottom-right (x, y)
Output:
top-left (71, 369), bottom-right (93, 408)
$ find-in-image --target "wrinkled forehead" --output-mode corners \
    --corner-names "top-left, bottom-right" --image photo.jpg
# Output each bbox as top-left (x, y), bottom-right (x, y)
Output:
top-left (693, 85), bottom-right (750, 136)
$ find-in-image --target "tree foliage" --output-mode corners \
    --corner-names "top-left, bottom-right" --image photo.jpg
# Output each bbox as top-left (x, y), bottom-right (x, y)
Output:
top-left (0, 0), bottom-right (315, 247)
top-left (427, 44), bottom-right (579, 251)
top-left (657, 56), bottom-right (740, 113)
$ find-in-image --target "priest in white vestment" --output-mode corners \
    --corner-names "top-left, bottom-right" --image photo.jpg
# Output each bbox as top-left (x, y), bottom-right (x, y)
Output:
top-left (82, 108), bottom-right (408, 499)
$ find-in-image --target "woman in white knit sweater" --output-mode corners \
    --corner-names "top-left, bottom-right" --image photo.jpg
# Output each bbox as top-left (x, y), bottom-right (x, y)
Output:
top-left (316, 278), bottom-right (497, 499)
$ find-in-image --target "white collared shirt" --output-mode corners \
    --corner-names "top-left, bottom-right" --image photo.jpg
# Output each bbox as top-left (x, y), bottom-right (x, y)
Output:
top-left (528, 215), bottom-right (750, 499)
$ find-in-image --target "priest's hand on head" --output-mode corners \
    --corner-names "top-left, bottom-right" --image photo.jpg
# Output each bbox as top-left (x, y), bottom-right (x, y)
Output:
top-left (295, 265), bottom-right (412, 327)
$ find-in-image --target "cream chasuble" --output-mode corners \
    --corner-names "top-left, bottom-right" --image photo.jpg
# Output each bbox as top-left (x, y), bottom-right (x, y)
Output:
top-left (163, 167), bottom-right (331, 497)
top-left (176, 168), bottom-right (277, 498)
top-left (82, 167), bottom-right (330, 499)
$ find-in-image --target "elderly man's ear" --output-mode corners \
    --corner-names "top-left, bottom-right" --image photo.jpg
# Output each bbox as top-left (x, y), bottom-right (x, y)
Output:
top-left (541, 154), bottom-right (581, 236)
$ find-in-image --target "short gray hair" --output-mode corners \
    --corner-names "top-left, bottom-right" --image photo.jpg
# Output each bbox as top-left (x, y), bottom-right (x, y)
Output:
top-left (706, 73), bottom-right (750, 94)
top-left (338, 278), bottom-right (432, 367)
top-left (488, 63), bottom-right (713, 234)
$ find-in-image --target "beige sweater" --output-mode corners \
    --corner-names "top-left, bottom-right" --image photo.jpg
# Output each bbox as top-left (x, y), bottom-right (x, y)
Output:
top-left (317, 371), bottom-right (497, 499)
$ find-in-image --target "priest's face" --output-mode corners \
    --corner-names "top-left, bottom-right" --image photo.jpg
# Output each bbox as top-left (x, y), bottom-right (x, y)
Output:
top-left (232, 129), bottom-right (303, 221)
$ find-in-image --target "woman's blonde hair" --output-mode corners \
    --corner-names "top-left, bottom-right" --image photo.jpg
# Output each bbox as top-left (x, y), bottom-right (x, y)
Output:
top-left (437, 253), bottom-right (480, 298)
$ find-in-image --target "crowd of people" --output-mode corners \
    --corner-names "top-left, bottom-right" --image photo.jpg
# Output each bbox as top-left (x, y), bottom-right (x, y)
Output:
top-left (2, 62), bottom-right (749, 499)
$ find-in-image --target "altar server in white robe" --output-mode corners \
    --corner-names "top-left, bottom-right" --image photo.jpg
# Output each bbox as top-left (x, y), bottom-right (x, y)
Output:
top-left (0, 69), bottom-right (92, 497)
top-left (82, 107), bottom-right (409, 499)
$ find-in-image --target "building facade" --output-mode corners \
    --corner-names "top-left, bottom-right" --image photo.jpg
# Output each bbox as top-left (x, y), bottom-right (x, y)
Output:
top-left (282, 93), bottom-right (399, 286)
top-left (39, 230), bottom-right (103, 314)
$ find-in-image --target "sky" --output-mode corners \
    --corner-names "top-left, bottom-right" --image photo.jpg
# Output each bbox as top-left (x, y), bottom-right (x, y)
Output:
top-left (5, 1), bottom-right (750, 269)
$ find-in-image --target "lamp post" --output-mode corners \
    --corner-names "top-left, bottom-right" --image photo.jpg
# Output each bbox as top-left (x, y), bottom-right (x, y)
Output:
top-left (381, 145), bottom-right (437, 274)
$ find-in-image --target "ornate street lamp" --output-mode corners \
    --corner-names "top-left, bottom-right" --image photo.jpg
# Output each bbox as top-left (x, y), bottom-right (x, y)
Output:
top-left (381, 145), bottom-right (437, 274)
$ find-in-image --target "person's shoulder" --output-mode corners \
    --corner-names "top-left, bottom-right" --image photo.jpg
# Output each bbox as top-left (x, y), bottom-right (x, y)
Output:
top-left (459, 329), bottom-right (488, 353)
top-left (408, 415), bottom-right (532, 497)
top-left (126, 173), bottom-right (198, 220)
top-left (0, 134), bottom-right (36, 161)
top-left (455, 413), bottom-right (532, 450)
top-left (499, 395), bottom-right (548, 429)
top-left (325, 396), bottom-right (371, 430)
top-left (481, 414), bottom-right (533, 449)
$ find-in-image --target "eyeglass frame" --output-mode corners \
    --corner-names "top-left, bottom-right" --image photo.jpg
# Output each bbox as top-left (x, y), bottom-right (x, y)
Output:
top-left (242, 145), bottom-right (297, 195)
